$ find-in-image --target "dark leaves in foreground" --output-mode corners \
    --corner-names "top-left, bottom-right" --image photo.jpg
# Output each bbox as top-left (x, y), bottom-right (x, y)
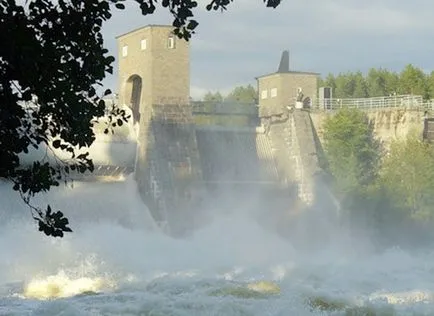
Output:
top-left (37, 205), bottom-right (72, 238)
top-left (17, 191), bottom-right (73, 237)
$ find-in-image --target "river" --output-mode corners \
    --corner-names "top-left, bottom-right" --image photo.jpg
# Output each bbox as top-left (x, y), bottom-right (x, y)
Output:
top-left (1, 176), bottom-right (434, 315)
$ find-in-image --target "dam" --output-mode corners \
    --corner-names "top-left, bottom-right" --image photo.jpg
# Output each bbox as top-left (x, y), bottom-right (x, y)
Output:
top-left (18, 24), bottom-right (433, 237)
top-left (111, 25), bottom-right (337, 236)
top-left (111, 25), bottom-right (433, 236)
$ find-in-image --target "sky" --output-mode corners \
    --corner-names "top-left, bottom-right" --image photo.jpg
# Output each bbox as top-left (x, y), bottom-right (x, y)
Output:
top-left (101, 0), bottom-right (434, 100)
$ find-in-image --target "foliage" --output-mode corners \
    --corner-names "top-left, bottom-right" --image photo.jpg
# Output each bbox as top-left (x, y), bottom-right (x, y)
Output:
top-left (340, 182), bottom-right (410, 246)
top-left (429, 70), bottom-right (434, 97)
top-left (322, 108), bottom-right (382, 195)
top-left (225, 84), bottom-right (257, 103)
top-left (322, 108), bottom-right (434, 247)
top-left (321, 108), bottom-right (396, 245)
top-left (202, 84), bottom-right (257, 104)
top-left (380, 133), bottom-right (434, 221)
top-left (0, 0), bottom-right (282, 237)
top-left (398, 64), bottom-right (430, 99)
top-left (320, 64), bottom-right (434, 100)
top-left (203, 91), bottom-right (224, 103)
top-left (365, 67), bottom-right (399, 97)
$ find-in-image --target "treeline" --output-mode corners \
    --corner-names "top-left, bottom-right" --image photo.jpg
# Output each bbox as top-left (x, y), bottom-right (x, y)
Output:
top-left (319, 64), bottom-right (434, 100)
top-left (202, 84), bottom-right (258, 103)
top-left (201, 84), bottom-right (257, 104)
top-left (322, 108), bottom-right (434, 248)
top-left (202, 64), bottom-right (434, 103)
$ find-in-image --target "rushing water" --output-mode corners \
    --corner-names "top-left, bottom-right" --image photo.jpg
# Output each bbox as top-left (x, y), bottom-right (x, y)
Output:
top-left (1, 176), bottom-right (434, 315)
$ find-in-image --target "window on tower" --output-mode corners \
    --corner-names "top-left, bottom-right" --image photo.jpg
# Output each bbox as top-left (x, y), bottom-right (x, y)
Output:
top-left (122, 45), bottom-right (128, 57)
top-left (140, 39), bottom-right (147, 50)
top-left (168, 36), bottom-right (175, 49)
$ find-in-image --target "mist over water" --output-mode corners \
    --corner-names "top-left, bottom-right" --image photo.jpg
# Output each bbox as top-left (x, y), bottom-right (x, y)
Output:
top-left (2, 176), bottom-right (434, 315)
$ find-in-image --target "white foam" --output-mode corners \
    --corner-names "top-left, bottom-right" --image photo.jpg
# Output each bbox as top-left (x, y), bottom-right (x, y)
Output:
top-left (1, 179), bottom-right (434, 315)
top-left (23, 270), bottom-right (116, 300)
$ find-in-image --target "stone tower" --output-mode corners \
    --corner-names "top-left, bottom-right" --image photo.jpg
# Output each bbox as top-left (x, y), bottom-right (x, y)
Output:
top-left (116, 25), bottom-right (201, 236)
top-left (116, 24), bottom-right (190, 122)
top-left (256, 50), bottom-right (319, 118)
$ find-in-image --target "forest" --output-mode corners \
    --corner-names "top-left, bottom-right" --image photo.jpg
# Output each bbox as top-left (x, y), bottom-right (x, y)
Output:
top-left (203, 64), bottom-right (434, 102)
top-left (319, 64), bottom-right (434, 100)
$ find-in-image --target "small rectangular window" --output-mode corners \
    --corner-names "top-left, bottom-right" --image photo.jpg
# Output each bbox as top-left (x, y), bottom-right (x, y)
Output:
top-left (271, 88), bottom-right (277, 98)
top-left (140, 39), bottom-right (147, 50)
top-left (261, 90), bottom-right (268, 100)
top-left (122, 45), bottom-right (128, 57)
top-left (168, 36), bottom-right (175, 49)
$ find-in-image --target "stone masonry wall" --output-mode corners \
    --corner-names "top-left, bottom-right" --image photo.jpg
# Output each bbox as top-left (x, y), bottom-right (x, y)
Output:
top-left (134, 104), bottom-right (203, 236)
top-left (291, 110), bottom-right (321, 205)
top-left (117, 25), bottom-right (190, 111)
top-left (424, 118), bottom-right (434, 142)
top-left (150, 27), bottom-right (190, 106)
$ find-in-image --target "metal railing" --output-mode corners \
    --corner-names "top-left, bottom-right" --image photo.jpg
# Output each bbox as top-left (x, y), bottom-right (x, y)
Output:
top-left (311, 94), bottom-right (430, 111)
top-left (191, 101), bottom-right (258, 115)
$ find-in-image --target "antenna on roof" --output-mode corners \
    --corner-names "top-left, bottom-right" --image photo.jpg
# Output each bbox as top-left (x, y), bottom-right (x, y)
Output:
top-left (277, 50), bottom-right (289, 73)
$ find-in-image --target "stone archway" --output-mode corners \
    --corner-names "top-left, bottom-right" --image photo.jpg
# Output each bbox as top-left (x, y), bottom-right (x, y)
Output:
top-left (124, 75), bottom-right (142, 124)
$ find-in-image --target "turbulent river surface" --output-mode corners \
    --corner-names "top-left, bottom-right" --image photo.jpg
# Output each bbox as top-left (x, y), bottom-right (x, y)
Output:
top-left (1, 176), bottom-right (434, 315)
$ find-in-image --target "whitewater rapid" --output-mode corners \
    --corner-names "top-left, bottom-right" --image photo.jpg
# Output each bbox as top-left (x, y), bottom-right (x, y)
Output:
top-left (1, 176), bottom-right (434, 315)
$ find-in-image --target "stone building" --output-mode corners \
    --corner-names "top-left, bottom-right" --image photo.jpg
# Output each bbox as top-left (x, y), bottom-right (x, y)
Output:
top-left (117, 25), bottom-right (200, 235)
top-left (116, 24), bottom-right (190, 121)
top-left (256, 50), bottom-right (319, 118)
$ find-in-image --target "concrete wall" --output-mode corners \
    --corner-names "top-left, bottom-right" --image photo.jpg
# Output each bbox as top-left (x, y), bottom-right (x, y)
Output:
top-left (310, 109), bottom-right (426, 149)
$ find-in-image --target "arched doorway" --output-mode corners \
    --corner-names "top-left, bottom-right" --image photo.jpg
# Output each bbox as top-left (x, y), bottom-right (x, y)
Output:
top-left (125, 75), bottom-right (142, 124)
top-left (303, 96), bottom-right (312, 109)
